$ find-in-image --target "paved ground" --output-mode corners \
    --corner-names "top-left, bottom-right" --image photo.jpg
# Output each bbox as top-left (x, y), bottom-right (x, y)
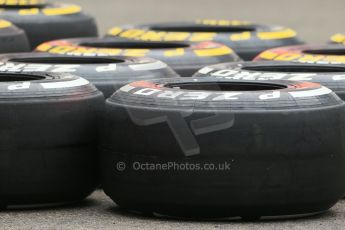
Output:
top-left (1, 190), bottom-right (345, 230)
top-left (67, 0), bottom-right (345, 43)
top-left (1, 1), bottom-right (345, 229)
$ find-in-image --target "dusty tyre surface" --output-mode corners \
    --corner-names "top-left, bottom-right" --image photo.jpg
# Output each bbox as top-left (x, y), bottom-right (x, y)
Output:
top-left (0, 72), bottom-right (104, 208)
top-left (101, 77), bottom-right (345, 219)
top-left (0, 52), bottom-right (179, 98)
top-left (194, 61), bottom-right (345, 100)
top-left (254, 44), bottom-right (345, 64)
top-left (106, 19), bottom-right (303, 61)
top-left (0, 19), bottom-right (29, 53)
top-left (0, 1), bottom-right (98, 48)
top-left (35, 37), bottom-right (241, 77)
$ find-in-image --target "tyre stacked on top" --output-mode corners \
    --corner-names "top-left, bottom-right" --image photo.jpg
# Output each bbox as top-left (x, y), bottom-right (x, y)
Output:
top-left (0, 19), bottom-right (30, 52)
top-left (105, 19), bottom-right (304, 60)
top-left (0, 0), bottom-right (98, 48)
top-left (35, 37), bottom-right (241, 77)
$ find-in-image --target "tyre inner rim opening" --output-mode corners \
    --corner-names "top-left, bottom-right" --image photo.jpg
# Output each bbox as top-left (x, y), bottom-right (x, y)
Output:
top-left (0, 4), bottom-right (46, 9)
top-left (80, 41), bottom-right (190, 49)
top-left (303, 48), bottom-right (345, 56)
top-left (10, 57), bottom-right (125, 64)
top-left (0, 73), bottom-right (45, 82)
top-left (243, 65), bottom-right (345, 73)
top-left (149, 25), bottom-right (256, 33)
top-left (165, 82), bottom-right (287, 91)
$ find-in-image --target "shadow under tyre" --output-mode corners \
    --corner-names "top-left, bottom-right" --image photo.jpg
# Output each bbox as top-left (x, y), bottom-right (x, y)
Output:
top-left (194, 61), bottom-right (345, 100)
top-left (254, 44), bottom-right (345, 64)
top-left (0, 52), bottom-right (179, 98)
top-left (0, 19), bottom-right (29, 53)
top-left (106, 19), bottom-right (304, 61)
top-left (35, 37), bottom-right (241, 77)
top-left (101, 77), bottom-right (345, 219)
top-left (0, 1), bottom-right (98, 48)
top-left (0, 72), bottom-right (104, 208)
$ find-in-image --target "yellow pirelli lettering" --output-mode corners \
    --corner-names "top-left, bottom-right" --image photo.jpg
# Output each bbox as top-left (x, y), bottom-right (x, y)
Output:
top-left (257, 51), bottom-right (278, 60)
top-left (140, 31), bottom-right (167, 41)
top-left (230, 32), bottom-right (251, 41)
top-left (331, 33), bottom-right (345, 44)
top-left (0, 0), bottom-right (44, 5)
top-left (42, 5), bottom-right (81, 16)
top-left (196, 19), bottom-right (250, 26)
top-left (0, 20), bottom-right (11, 28)
top-left (322, 56), bottom-right (345, 63)
top-left (275, 53), bottom-right (302, 61)
top-left (49, 46), bottom-right (76, 54)
top-left (19, 8), bottom-right (39, 15)
top-left (194, 46), bottom-right (232, 57)
top-left (119, 29), bottom-right (145, 39)
top-left (108, 27), bottom-right (123, 36)
top-left (123, 49), bottom-right (150, 57)
top-left (36, 43), bottom-right (52, 52)
top-left (298, 55), bottom-right (324, 63)
top-left (163, 32), bottom-right (190, 41)
top-left (257, 29), bottom-right (297, 40)
top-left (164, 48), bottom-right (185, 57)
top-left (189, 33), bottom-right (216, 42)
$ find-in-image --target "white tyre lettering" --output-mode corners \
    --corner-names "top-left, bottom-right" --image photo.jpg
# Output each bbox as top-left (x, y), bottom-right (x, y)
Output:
top-left (22, 64), bottom-right (51, 72)
top-left (120, 85), bottom-right (136, 92)
top-left (288, 73), bottom-right (316, 81)
top-left (96, 64), bottom-right (117, 72)
top-left (333, 74), bottom-right (345, 81)
top-left (259, 91), bottom-right (281, 100)
top-left (289, 86), bottom-right (332, 98)
top-left (211, 69), bottom-right (238, 77)
top-left (8, 82), bottom-right (30, 90)
top-left (52, 65), bottom-right (80, 73)
top-left (157, 91), bottom-right (183, 99)
top-left (41, 78), bottom-right (89, 89)
top-left (0, 63), bottom-right (26, 72)
top-left (134, 88), bottom-right (161, 96)
top-left (198, 67), bottom-right (214, 74)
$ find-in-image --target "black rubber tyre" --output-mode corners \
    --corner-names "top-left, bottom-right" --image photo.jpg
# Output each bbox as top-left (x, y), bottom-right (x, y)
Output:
top-left (0, 1), bottom-right (98, 48)
top-left (106, 19), bottom-right (304, 61)
top-left (0, 72), bottom-right (104, 208)
top-left (254, 44), bottom-right (345, 64)
top-left (330, 33), bottom-right (345, 45)
top-left (0, 19), bottom-right (29, 52)
top-left (35, 37), bottom-right (241, 77)
top-left (0, 52), bottom-right (179, 98)
top-left (101, 77), bottom-right (345, 219)
top-left (194, 61), bottom-right (345, 100)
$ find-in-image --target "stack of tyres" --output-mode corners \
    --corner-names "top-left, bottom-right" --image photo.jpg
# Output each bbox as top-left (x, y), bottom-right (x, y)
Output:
top-left (101, 77), bottom-right (345, 219)
top-left (194, 61), bottom-right (345, 99)
top-left (35, 37), bottom-right (241, 77)
top-left (330, 33), bottom-right (345, 45)
top-left (254, 44), bottom-right (345, 64)
top-left (106, 19), bottom-right (304, 61)
top-left (0, 19), bottom-right (29, 53)
top-left (0, 72), bottom-right (104, 208)
top-left (0, 53), bottom-right (179, 98)
top-left (0, 0), bottom-right (98, 48)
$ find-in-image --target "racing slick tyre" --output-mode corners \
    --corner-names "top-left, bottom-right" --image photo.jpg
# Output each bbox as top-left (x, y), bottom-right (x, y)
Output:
top-left (0, 0), bottom-right (98, 48)
top-left (254, 44), bottom-right (345, 64)
top-left (106, 19), bottom-right (304, 61)
top-left (0, 52), bottom-right (179, 98)
top-left (0, 19), bottom-right (29, 53)
top-left (35, 37), bottom-right (241, 77)
top-left (330, 33), bottom-right (345, 45)
top-left (101, 77), bottom-right (345, 219)
top-left (194, 61), bottom-right (345, 100)
top-left (0, 72), bottom-right (104, 208)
